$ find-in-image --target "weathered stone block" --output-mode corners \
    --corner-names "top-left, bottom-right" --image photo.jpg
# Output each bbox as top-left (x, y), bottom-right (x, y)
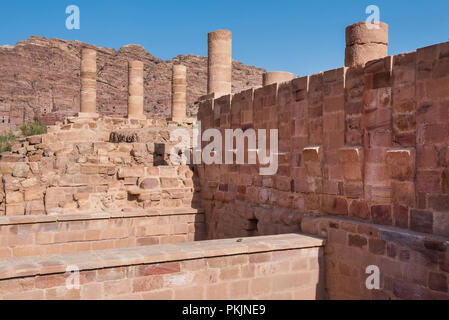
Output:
top-left (118, 167), bottom-right (145, 178)
top-left (393, 205), bottom-right (409, 229)
top-left (139, 178), bottom-right (159, 190)
top-left (428, 272), bottom-right (448, 292)
top-left (428, 194), bottom-right (449, 212)
top-left (24, 188), bottom-right (44, 201)
top-left (159, 166), bottom-right (177, 178)
top-left (369, 239), bottom-right (386, 255)
top-left (160, 178), bottom-right (180, 188)
top-left (371, 205), bottom-right (392, 225)
top-left (391, 180), bottom-right (415, 207)
top-left (410, 209), bottom-right (433, 234)
top-left (45, 187), bottom-right (68, 206)
top-left (12, 163), bottom-right (30, 178)
top-left (26, 135), bottom-right (42, 145)
top-left (80, 164), bottom-right (115, 175)
top-left (348, 234), bottom-right (367, 248)
top-left (416, 170), bottom-right (441, 193)
top-left (321, 195), bottom-right (348, 216)
top-left (338, 146), bottom-right (364, 184)
top-left (6, 191), bottom-right (23, 204)
top-left (344, 183), bottom-right (364, 198)
top-left (25, 200), bottom-right (45, 215)
top-left (6, 203), bottom-right (25, 216)
top-left (349, 200), bottom-right (370, 220)
top-left (302, 146), bottom-right (323, 179)
top-left (386, 148), bottom-right (415, 181)
top-left (433, 212), bottom-right (449, 237)
top-left (0, 162), bottom-right (15, 175)
top-left (302, 146), bottom-right (322, 162)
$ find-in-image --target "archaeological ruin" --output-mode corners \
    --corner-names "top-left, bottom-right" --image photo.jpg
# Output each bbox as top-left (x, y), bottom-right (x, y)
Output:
top-left (0, 20), bottom-right (448, 300)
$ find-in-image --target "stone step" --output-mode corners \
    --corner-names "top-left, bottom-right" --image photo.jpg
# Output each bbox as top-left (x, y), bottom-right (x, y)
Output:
top-left (0, 208), bottom-right (205, 259)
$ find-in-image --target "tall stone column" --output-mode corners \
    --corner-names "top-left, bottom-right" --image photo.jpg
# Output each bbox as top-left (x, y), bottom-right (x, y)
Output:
top-left (171, 64), bottom-right (187, 122)
top-left (345, 21), bottom-right (388, 67)
top-left (262, 71), bottom-right (294, 86)
top-left (80, 48), bottom-right (98, 116)
top-left (128, 60), bottom-right (145, 119)
top-left (208, 30), bottom-right (232, 97)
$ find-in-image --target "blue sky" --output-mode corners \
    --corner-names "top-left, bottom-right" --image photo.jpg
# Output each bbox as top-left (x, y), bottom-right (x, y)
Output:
top-left (0, 0), bottom-right (448, 76)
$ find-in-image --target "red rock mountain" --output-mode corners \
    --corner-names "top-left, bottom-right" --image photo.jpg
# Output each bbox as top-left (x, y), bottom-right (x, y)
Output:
top-left (0, 36), bottom-right (265, 130)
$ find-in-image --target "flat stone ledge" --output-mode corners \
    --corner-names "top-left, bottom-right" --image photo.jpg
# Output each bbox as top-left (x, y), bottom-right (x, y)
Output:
top-left (0, 207), bottom-right (204, 226)
top-left (0, 233), bottom-right (325, 280)
top-left (301, 215), bottom-right (449, 248)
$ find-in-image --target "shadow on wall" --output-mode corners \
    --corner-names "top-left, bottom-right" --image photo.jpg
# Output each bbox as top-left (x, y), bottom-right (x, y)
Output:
top-left (154, 143), bottom-right (168, 166)
top-left (317, 246), bottom-right (328, 300)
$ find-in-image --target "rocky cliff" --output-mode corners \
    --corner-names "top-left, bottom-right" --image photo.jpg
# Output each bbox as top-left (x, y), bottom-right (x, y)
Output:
top-left (0, 36), bottom-right (265, 130)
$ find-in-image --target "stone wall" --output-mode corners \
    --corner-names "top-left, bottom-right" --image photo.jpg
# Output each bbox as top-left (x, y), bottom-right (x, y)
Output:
top-left (0, 234), bottom-right (325, 300)
top-left (0, 116), bottom-right (200, 216)
top-left (302, 216), bottom-right (449, 299)
top-left (196, 41), bottom-right (449, 298)
top-left (0, 209), bottom-right (205, 259)
top-left (197, 40), bottom-right (449, 239)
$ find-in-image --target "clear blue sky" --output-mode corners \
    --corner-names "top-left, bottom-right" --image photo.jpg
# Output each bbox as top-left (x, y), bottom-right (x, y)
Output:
top-left (1, 0), bottom-right (448, 76)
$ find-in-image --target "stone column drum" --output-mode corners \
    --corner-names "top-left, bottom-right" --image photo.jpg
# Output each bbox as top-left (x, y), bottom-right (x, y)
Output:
top-left (207, 30), bottom-right (232, 97)
top-left (128, 60), bottom-right (145, 119)
top-left (171, 64), bottom-right (187, 122)
top-left (345, 21), bottom-right (389, 67)
top-left (80, 48), bottom-right (97, 116)
top-left (262, 71), bottom-right (294, 86)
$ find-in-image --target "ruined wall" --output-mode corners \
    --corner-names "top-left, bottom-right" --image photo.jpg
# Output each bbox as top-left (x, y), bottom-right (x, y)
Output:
top-left (197, 41), bottom-right (449, 298)
top-left (0, 116), bottom-right (200, 216)
top-left (198, 40), bottom-right (449, 239)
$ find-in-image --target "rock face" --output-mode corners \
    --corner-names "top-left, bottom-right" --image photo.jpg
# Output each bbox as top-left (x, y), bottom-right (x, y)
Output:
top-left (0, 36), bottom-right (265, 130)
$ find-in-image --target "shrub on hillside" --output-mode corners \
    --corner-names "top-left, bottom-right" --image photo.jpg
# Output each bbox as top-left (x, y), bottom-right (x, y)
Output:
top-left (0, 132), bottom-right (17, 153)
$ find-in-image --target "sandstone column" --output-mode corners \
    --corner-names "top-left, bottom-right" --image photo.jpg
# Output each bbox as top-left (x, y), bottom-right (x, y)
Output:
top-left (80, 48), bottom-right (98, 116)
top-left (128, 60), bottom-right (145, 119)
top-left (345, 21), bottom-right (389, 67)
top-left (171, 64), bottom-right (187, 122)
top-left (262, 71), bottom-right (294, 86)
top-left (208, 30), bottom-right (232, 97)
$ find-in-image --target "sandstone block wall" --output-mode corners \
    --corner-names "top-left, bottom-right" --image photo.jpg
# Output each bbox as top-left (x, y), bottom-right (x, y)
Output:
top-left (0, 209), bottom-right (205, 259)
top-left (0, 116), bottom-right (200, 216)
top-left (197, 41), bottom-right (449, 299)
top-left (197, 41), bottom-right (449, 240)
top-left (0, 234), bottom-right (325, 300)
top-left (302, 216), bottom-right (449, 299)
